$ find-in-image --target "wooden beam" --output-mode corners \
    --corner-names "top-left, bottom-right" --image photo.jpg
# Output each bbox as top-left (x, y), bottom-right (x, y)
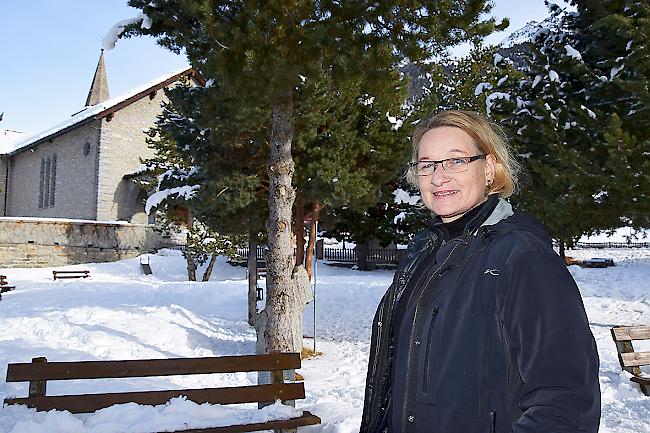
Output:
top-left (620, 351), bottom-right (650, 368)
top-left (6, 353), bottom-right (301, 382)
top-left (4, 383), bottom-right (305, 413)
top-left (157, 411), bottom-right (321, 433)
top-left (611, 326), bottom-right (650, 341)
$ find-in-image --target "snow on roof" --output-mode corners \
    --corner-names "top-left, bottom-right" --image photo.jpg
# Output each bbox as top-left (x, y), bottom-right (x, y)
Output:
top-left (0, 129), bottom-right (29, 154)
top-left (7, 68), bottom-right (192, 156)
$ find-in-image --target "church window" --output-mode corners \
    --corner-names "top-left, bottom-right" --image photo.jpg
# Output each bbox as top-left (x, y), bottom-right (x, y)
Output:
top-left (38, 154), bottom-right (57, 209)
top-left (84, 141), bottom-right (91, 156)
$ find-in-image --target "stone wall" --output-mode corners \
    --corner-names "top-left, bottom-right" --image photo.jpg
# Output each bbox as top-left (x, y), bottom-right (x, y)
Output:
top-left (0, 155), bottom-right (7, 215)
top-left (0, 218), bottom-right (181, 268)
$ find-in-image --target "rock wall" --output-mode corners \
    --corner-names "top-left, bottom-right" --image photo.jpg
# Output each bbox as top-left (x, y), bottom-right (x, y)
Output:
top-left (0, 218), bottom-right (180, 268)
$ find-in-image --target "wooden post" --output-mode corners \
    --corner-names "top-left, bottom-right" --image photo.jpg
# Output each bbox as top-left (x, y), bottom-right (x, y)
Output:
top-left (248, 240), bottom-right (258, 327)
top-left (28, 357), bottom-right (47, 397)
top-left (611, 326), bottom-right (643, 376)
top-left (272, 369), bottom-right (296, 433)
top-left (617, 340), bottom-right (642, 376)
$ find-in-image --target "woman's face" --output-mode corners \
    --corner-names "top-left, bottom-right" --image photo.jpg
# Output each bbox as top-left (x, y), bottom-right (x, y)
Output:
top-left (416, 126), bottom-right (496, 223)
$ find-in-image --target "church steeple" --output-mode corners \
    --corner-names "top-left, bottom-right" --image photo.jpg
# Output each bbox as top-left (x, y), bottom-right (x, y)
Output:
top-left (85, 50), bottom-right (110, 106)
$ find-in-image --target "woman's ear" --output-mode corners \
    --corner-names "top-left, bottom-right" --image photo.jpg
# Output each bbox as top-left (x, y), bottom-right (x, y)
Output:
top-left (484, 153), bottom-right (497, 184)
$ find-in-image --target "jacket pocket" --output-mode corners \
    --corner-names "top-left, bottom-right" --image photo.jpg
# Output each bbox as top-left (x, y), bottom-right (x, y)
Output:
top-left (422, 307), bottom-right (440, 396)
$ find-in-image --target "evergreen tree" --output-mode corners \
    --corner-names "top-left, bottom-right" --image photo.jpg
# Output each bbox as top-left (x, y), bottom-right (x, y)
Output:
top-left (125, 0), bottom-right (500, 354)
top-left (482, 1), bottom-right (649, 250)
top-left (568, 0), bottom-right (650, 229)
top-left (292, 71), bottom-right (410, 275)
top-left (141, 116), bottom-right (242, 281)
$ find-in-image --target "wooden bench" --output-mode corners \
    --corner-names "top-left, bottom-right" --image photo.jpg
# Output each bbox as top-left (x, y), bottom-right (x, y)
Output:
top-left (611, 325), bottom-right (650, 396)
top-left (52, 270), bottom-right (90, 280)
top-left (582, 257), bottom-right (615, 268)
top-left (4, 353), bottom-right (320, 432)
top-left (0, 274), bottom-right (16, 292)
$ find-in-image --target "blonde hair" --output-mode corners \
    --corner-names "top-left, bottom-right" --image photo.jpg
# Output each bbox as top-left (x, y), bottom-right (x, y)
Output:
top-left (406, 110), bottom-right (520, 198)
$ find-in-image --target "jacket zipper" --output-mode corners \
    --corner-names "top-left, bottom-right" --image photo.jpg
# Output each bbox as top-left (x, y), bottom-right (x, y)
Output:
top-left (369, 300), bottom-right (386, 387)
top-left (422, 307), bottom-right (440, 395)
top-left (489, 411), bottom-right (496, 433)
top-left (402, 240), bottom-right (464, 431)
top-left (365, 237), bottom-right (435, 425)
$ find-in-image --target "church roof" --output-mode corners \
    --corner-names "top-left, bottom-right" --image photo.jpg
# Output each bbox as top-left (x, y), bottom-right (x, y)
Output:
top-left (85, 50), bottom-right (110, 106)
top-left (0, 129), bottom-right (29, 154)
top-left (8, 68), bottom-right (195, 156)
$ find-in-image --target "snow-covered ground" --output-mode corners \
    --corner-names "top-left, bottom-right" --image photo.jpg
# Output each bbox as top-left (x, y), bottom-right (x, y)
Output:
top-left (0, 247), bottom-right (649, 433)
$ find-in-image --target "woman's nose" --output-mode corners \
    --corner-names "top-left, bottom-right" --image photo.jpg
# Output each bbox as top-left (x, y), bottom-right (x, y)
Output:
top-left (430, 164), bottom-right (449, 186)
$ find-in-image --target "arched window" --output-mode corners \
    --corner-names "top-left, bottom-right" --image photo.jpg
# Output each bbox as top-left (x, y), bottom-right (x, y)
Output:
top-left (38, 153), bottom-right (57, 209)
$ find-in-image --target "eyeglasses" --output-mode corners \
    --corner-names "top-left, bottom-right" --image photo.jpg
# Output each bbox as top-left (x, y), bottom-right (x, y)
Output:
top-left (410, 154), bottom-right (486, 176)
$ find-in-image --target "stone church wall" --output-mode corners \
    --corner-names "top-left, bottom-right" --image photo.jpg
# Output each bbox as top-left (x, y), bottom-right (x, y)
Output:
top-left (0, 155), bottom-right (7, 215)
top-left (96, 91), bottom-right (166, 224)
top-left (0, 218), bottom-right (181, 268)
top-left (5, 120), bottom-right (101, 220)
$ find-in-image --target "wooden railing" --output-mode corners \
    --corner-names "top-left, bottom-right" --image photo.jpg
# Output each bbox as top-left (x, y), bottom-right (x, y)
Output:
top-left (574, 242), bottom-right (649, 249)
top-left (234, 246), bottom-right (405, 264)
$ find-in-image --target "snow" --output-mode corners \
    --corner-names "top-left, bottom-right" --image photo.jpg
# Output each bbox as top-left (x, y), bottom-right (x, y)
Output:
top-left (0, 216), bottom-right (132, 225)
top-left (1, 241), bottom-right (650, 432)
top-left (485, 92), bottom-right (511, 116)
top-left (579, 227), bottom-right (649, 244)
top-left (565, 44), bottom-right (583, 61)
top-left (392, 188), bottom-right (420, 205)
top-left (474, 82), bottom-right (493, 96)
top-left (610, 64), bottom-right (625, 80)
top-left (145, 185), bottom-right (200, 214)
top-left (0, 130), bottom-right (28, 154)
top-left (581, 105), bottom-right (598, 119)
top-left (2, 399), bottom-right (299, 433)
top-left (385, 112), bottom-right (403, 130)
top-left (8, 69), bottom-right (191, 155)
top-left (102, 13), bottom-right (153, 51)
top-left (532, 74), bottom-right (543, 89)
top-left (548, 69), bottom-right (560, 82)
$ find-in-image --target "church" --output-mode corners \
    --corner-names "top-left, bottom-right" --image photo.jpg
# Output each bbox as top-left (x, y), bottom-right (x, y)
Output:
top-left (0, 51), bottom-right (197, 224)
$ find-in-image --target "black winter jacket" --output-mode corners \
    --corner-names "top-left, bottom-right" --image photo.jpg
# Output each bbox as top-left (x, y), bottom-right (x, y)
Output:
top-left (360, 198), bottom-right (600, 433)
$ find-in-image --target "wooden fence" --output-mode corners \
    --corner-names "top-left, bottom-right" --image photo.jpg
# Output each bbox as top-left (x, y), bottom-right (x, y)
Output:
top-left (574, 242), bottom-right (649, 249)
top-left (234, 246), bottom-right (404, 264)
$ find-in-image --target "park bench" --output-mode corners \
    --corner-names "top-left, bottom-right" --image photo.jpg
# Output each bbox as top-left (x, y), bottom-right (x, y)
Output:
top-left (582, 257), bottom-right (615, 268)
top-left (4, 352), bottom-right (321, 432)
top-left (0, 275), bottom-right (16, 292)
top-left (611, 325), bottom-right (650, 396)
top-left (52, 270), bottom-right (90, 280)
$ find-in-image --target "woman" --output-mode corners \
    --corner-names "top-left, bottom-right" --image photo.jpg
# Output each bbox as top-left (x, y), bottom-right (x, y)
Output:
top-left (360, 111), bottom-right (600, 433)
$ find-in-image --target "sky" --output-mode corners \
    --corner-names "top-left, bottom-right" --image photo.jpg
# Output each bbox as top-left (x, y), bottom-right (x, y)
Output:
top-left (0, 0), bottom-right (551, 135)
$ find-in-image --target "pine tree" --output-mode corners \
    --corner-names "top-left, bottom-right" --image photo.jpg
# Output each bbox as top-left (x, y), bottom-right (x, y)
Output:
top-left (568, 0), bottom-right (650, 229)
top-left (141, 114), bottom-right (242, 282)
top-left (125, 0), bottom-right (500, 354)
top-left (292, 71), bottom-right (410, 276)
top-left (482, 1), bottom-right (649, 250)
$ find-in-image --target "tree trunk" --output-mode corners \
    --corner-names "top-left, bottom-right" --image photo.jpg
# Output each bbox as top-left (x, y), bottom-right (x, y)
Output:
top-left (559, 239), bottom-right (566, 260)
top-left (305, 202), bottom-right (323, 279)
top-left (255, 87), bottom-right (310, 356)
top-left (355, 241), bottom-right (374, 271)
top-left (248, 239), bottom-right (258, 327)
top-left (185, 234), bottom-right (197, 281)
top-left (201, 254), bottom-right (217, 282)
top-left (295, 198), bottom-right (305, 267)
